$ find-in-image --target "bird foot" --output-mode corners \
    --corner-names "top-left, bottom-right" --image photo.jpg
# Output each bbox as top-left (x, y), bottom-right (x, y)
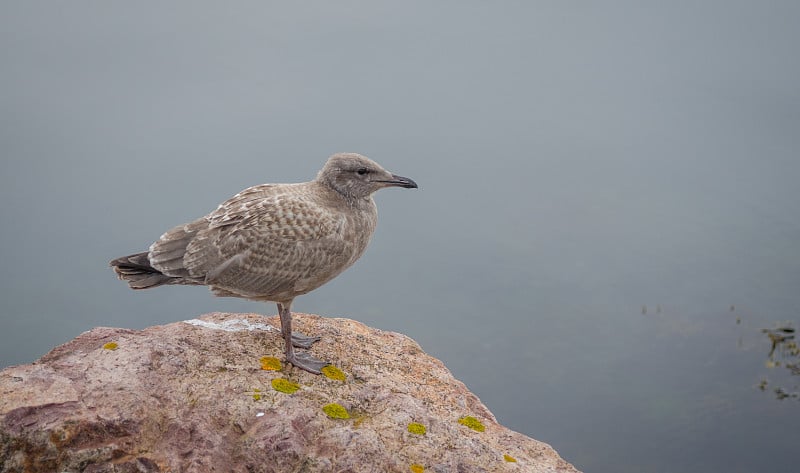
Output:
top-left (286, 351), bottom-right (329, 375)
top-left (291, 331), bottom-right (321, 349)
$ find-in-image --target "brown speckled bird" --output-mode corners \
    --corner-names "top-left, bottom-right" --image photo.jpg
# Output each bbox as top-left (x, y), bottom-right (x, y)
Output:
top-left (110, 153), bottom-right (418, 373)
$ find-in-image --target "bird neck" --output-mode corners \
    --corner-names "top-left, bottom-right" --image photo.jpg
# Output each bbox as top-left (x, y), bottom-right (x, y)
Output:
top-left (316, 178), bottom-right (370, 204)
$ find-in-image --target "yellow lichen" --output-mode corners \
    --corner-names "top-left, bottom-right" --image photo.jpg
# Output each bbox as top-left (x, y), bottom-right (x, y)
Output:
top-left (407, 422), bottom-right (426, 435)
top-left (271, 378), bottom-right (300, 394)
top-left (322, 403), bottom-right (350, 419)
top-left (410, 464), bottom-right (425, 473)
top-left (102, 342), bottom-right (118, 350)
top-left (458, 416), bottom-right (485, 432)
top-left (503, 454), bottom-right (517, 462)
top-left (260, 356), bottom-right (282, 371)
top-left (252, 388), bottom-right (262, 401)
top-left (352, 414), bottom-right (367, 428)
top-left (321, 364), bottom-right (346, 381)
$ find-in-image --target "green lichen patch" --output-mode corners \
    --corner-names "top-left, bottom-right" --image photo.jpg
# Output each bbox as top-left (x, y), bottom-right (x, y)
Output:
top-left (102, 341), bottom-right (118, 350)
top-left (410, 464), bottom-right (425, 473)
top-left (251, 388), bottom-right (262, 401)
top-left (457, 416), bottom-right (485, 432)
top-left (407, 422), bottom-right (427, 435)
top-left (260, 356), bottom-right (282, 371)
top-left (321, 364), bottom-right (346, 381)
top-left (322, 403), bottom-right (350, 419)
top-left (271, 378), bottom-right (300, 394)
top-left (503, 454), bottom-right (517, 462)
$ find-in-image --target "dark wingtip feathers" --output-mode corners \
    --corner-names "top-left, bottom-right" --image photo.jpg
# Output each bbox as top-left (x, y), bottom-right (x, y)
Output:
top-left (110, 252), bottom-right (174, 289)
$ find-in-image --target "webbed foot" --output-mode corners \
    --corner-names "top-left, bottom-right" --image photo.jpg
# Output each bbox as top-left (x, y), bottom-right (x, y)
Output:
top-left (291, 331), bottom-right (321, 349)
top-left (286, 351), bottom-right (329, 375)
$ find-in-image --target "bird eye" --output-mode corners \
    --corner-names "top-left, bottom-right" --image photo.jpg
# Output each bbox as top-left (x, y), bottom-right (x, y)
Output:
top-left (356, 167), bottom-right (369, 175)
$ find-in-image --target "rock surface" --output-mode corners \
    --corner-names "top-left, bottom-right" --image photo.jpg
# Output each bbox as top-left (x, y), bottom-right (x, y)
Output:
top-left (0, 312), bottom-right (580, 473)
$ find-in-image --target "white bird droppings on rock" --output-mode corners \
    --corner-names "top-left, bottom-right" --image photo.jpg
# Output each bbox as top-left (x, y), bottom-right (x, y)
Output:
top-left (183, 318), bottom-right (277, 332)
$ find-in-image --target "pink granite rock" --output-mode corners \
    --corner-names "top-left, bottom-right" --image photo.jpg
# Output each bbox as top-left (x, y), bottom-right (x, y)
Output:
top-left (0, 312), bottom-right (580, 473)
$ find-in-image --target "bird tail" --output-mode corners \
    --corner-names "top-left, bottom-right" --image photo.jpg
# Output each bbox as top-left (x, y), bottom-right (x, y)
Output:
top-left (110, 252), bottom-right (178, 289)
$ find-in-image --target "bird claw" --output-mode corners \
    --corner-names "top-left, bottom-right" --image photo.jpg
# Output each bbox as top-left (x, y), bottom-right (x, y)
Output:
top-left (291, 331), bottom-right (321, 349)
top-left (287, 351), bottom-right (329, 375)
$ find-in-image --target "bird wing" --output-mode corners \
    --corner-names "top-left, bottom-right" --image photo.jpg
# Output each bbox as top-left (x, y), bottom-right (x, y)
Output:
top-left (182, 183), bottom-right (351, 298)
top-left (206, 184), bottom-right (341, 241)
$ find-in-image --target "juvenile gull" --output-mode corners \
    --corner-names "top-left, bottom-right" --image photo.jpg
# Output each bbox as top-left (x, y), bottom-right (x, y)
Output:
top-left (110, 153), bottom-right (417, 373)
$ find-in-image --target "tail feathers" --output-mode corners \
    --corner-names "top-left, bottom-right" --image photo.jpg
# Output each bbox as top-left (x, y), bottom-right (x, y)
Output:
top-left (110, 252), bottom-right (178, 289)
top-left (147, 220), bottom-right (204, 278)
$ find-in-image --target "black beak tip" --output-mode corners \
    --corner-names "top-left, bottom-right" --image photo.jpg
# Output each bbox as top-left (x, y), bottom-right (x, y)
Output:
top-left (403, 179), bottom-right (419, 189)
top-left (391, 174), bottom-right (418, 189)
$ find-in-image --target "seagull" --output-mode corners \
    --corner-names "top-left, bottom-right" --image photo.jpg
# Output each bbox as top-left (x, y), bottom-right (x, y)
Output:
top-left (110, 153), bottom-right (418, 373)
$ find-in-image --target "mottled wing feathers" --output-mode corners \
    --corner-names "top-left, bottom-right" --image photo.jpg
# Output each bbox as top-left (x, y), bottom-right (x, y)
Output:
top-left (148, 219), bottom-right (207, 279)
top-left (206, 183), bottom-right (341, 241)
top-left (150, 182), bottom-right (352, 300)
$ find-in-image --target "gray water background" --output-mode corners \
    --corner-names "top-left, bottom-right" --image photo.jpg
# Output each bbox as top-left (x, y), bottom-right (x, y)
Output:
top-left (2, 2), bottom-right (799, 472)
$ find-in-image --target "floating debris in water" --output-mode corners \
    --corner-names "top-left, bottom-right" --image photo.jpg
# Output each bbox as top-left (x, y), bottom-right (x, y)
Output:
top-left (756, 322), bottom-right (800, 401)
top-left (773, 387), bottom-right (799, 400)
top-left (762, 327), bottom-right (796, 358)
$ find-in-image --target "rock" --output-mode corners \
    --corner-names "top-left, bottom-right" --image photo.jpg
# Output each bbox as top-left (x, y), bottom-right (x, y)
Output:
top-left (0, 312), bottom-right (580, 473)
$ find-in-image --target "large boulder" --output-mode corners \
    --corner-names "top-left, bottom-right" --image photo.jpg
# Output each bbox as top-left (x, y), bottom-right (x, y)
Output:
top-left (0, 312), bottom-right (579, 473)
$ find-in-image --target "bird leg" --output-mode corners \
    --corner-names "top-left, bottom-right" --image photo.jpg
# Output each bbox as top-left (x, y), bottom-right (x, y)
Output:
top-left (276, 302), bottom-right (328, 374)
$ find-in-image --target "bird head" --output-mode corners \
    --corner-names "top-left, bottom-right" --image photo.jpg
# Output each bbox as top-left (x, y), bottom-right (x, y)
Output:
top-left (318, 153), bottom-right (418, 199)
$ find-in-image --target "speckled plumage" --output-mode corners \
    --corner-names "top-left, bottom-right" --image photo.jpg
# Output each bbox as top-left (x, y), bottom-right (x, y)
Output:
top-left (146, 180), bottom-right (375, 302)
top-left (111, 152), bottom-right (417, 373)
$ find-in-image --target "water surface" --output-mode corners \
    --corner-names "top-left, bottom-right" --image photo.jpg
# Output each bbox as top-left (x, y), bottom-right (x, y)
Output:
top-left (2, 2), bottom-right (799, 472)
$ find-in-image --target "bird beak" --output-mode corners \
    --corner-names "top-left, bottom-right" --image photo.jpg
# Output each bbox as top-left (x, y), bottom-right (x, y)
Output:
top-left (377, 174), bottom-right (418, 189)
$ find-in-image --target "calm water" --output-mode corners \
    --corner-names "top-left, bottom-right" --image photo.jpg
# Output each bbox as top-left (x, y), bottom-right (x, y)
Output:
top-left (2, 2), bottom-right (799, 472)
